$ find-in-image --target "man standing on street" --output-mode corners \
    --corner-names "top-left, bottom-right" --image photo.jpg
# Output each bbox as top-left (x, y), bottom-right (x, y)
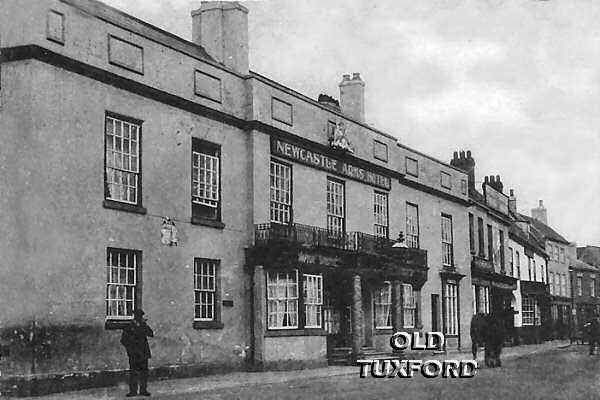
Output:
top-left (121, 309), bottom-right (154, 397)
top-left (587, 311), bottom-right (600, 356)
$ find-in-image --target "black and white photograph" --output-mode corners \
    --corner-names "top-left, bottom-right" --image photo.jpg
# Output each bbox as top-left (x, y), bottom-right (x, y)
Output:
top-left (1, 0), bottom-right (599, 398)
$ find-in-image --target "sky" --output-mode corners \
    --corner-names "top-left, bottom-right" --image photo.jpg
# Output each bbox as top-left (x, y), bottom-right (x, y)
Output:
top-left (104, 0), bottom-right (600, 246)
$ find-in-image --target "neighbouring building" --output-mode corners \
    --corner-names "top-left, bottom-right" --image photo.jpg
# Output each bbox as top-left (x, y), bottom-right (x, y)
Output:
top-left (450, 152), bottom-right (517, 344)
top-left (523, 201), bottom-right (572, 340)
top-left (506, 190), bottom-right (550, 344)
top-left (569, 255), bottom-right (599, 342)
top-left (0, 0), bottom-right (474, 395)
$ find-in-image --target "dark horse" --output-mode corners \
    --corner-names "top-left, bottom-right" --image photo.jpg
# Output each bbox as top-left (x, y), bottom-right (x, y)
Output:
top-left (484, 312), bottom-right (505, 367)
top-left (470, 313), bottom-right (487, 365)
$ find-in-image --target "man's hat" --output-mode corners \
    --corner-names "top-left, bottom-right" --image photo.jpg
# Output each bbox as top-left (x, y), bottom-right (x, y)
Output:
top-left (133, 309), bottom-right (145, 318)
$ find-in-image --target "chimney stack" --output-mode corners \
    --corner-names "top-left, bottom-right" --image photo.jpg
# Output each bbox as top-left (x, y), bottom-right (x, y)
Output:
top-left (508, 189), bottom-right (517, 214)
top-left (191, 2), bottom-right (249, 74)
top-left (450, 150), bottom-right (475, 188)
top-left (531, 200), bottom-right (548, 225)
top-left (482, 175), bottom-right (504, 194)
top-left (339, 73), bottom-right (365, 123)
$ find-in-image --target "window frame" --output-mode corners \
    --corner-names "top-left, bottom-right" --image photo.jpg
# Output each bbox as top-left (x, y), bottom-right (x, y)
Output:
top-left (469, 213), bottom-right (475, 254)
top-left (193, 258), bottom-right (223, 329)
top-left (326, 177), bottom-right (346, 236)
top-left (443, 280), bottom-right (459, 336)
top-left (373, 191), bottom-right (389, 239)
top-left (103, 112), bottom-right (146, 214)
top-left (402, 283), bottom-right (416, 328)
top-left (374, 281), bottom-right (393, 330)
top-left (303, 274), bottom-right (323, 329)
top-left (105, 247), bottom-right (142, 329)
top-left (591, 276), bottom-right (596, 298)
top-left (477, 217), bottom-right (485, 258)
top-left (191, 138), bottom-right (224, 228)
top-left (267, 270), bottom-right (299, 330)
top-left (577, 274), bottom-right (583, 296)
top-left (406, 203), bottom-right (420, 249)
top-left (441, 214), bottom-right (454, 267)
top-left (270, 159), bottom-right (293, 225)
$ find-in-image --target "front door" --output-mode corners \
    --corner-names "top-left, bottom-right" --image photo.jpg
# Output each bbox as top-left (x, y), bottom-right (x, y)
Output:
top-left (324, 277), bottom-right (352, 348)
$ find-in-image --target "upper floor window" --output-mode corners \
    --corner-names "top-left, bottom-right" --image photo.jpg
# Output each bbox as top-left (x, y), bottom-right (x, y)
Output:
top-left (577, 274), bottom-right (583, 296)
top-left (105, 114), bottom-right (142, 206)
top-left (374, 282), bottom-right (392, 329)
top-left (549, 271), bottom-right (554, 294)
top-left (270, 160), bottom-right (292, 224)
top-left (554, 273), bottom-right (560, 296)
top-left (441, 214), bottom-right (453, 267)
top-left (440, 171), bottom-right (452, 189)
top-left (591, 276), bottom-right (596, 297)
top-left (373, 192), bottom-right (389, 238)
top-left (499, 230), bottom-right (505, 272)
top-left (192, 138), bottom-right (221, 223)
top-left (405, 157), bottom-right (418, 177)
top-left (509, 247), bottom-right (514, 276)
top-left (406, 203), bottom-right (420, 249)
top-left (559, 248), bottom-right (565, 263)
top-left (487, 224), bottom-right (493, 262)
top-left (327, 178), bottom-right (345, 235)
top-left (561, 274), bottom-right (567, 297)
top-left (106, 248), bottom-right (141, 320)
top-left (532, 259), bottom-right (537, 281)
top-left (527, 257), bottom-right (532, 281)
top-left (468, 213), bottom-right (475, 254)
top-left (515, 251), bottom-right (521, 279)
top-left (477, 217), bottom-right (485, 258)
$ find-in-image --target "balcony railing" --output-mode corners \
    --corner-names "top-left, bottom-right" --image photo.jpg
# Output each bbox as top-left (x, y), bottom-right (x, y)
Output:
top-left (255, 222), bottom-right (395, 254)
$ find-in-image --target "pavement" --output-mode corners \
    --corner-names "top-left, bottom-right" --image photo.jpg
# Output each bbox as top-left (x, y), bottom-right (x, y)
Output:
top-left (33, 340), bottom-right (571, 399)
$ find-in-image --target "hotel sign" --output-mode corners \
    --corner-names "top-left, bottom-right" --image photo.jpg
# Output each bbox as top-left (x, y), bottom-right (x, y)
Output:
top-left (271, 138), bottom-right (391, 190)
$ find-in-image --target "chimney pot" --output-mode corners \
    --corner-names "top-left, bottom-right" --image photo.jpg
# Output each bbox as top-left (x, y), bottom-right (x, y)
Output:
top-left (453, 151), bottom-right (458, 160)
top-left (459, 150), bottom-right (466, 158)
top-left (510, 189), bottom-right (514, 196)
top-left (352, 72), bottom-right (361, 80)
top-left (467, 150), bottom-right (472, 159)
top-left (539, 200), bottom-right (544, 207)
top-left (342, 74), bottom-right (350, 81)
top-left (490, 175), bottom-right (496, 183)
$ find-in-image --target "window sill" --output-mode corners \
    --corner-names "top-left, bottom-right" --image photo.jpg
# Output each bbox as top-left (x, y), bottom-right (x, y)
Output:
top-left (265, 329), bottom-right (327, 337)
top-left (103, 200), bottom-right (147, 215)
top-left (193, 320), bottom-right (224, 330)
top-left (105, 319), bottom-right (132, 330)
top-left (190, 216), bottom-right (225, 229)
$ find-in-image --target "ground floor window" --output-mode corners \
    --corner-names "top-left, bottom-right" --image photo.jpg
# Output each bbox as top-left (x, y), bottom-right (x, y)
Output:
top-left (522, 296), bottom-right (541, 326)
top-left (402, 284), bottom-right (415, 328)
top-left (267, 271), bottom-right (299, 329)
top-left (472, 285), bottom-right (490, 315)
top-left (106, 248), bottom-right (140, 319)
top-left (443, 281), bottom-right (459, 335)
top-left (551, 304), bottom-right (558, 323)
top-left (194, 258), bottom-right (219, 321)
top-left (374, 282), bottom-right (392, 329)
top-left (303, 274), bottom-right (323, 328)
